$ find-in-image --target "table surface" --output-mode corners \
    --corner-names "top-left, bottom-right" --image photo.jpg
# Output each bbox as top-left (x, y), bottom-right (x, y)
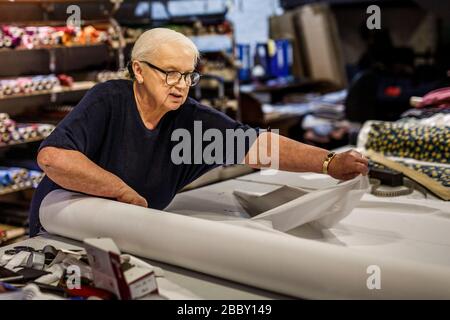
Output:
top-left (1, 148), bottom-right (449, 299)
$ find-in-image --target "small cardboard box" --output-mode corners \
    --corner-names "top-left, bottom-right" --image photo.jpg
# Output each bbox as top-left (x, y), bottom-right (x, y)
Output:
top-left (84, 238), bottom-right (157, 300)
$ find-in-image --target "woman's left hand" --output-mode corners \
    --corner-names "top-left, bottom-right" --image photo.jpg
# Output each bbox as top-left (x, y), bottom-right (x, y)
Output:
top-left (327, 150), bottom-right (369, 180)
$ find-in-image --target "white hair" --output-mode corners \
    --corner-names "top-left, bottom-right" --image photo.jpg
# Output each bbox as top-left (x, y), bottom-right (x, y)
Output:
top-left (131, 28), bottom-right (200, 66)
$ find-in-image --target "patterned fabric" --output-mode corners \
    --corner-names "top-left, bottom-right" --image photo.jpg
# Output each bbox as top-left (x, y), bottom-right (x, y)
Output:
top-left (370, 161), bottom-right (450, 188)
top-left (364, 121), bottom-right (450, 164)
top-left (406, 163), bottom-right (450, 187)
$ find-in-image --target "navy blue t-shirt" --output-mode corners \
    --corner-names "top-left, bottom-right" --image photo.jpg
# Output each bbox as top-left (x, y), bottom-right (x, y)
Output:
top-left (29, 79), bottom-right (257, 236)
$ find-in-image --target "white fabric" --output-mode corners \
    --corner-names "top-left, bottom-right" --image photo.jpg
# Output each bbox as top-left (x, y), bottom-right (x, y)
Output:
top-left (323, 194), bottom-right (450, 267)
top-left (236, 170), bottom-right (341, 190)
top-left (40, 189), bottom-right (450, 299)
top-left (35, 264), bottom-right (65, 285)
top-left (234, 176), bottom-right (369, 231)
top-left (4, 251), bottom-right (30, 271)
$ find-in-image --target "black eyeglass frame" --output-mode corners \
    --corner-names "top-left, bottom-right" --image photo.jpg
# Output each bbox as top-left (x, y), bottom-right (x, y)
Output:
top-left (139, 60), bottom-right (201, 87)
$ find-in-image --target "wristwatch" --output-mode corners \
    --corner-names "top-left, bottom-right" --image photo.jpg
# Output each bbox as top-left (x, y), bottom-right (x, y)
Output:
top-left (322, 151), bottom-right (337, 175)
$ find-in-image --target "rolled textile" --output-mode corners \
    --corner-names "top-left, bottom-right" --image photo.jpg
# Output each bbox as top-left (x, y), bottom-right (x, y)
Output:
top-left (0, 113), bottom-right (10, 122)
top-left (357, 120), bottom-right (449, 164)
top-left (40, 189), bottom-right (450, 299)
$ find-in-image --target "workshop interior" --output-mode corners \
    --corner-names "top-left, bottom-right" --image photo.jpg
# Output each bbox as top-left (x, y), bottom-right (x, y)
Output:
top-left (0, 0), bottom-right (449, 301)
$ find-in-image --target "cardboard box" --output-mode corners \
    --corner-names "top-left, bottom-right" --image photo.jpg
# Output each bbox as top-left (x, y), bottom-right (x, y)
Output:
top-left (84, 238), bottom-right (158, 300)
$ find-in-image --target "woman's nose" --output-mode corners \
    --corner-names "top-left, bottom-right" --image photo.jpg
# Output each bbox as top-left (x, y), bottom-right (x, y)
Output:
top-left (174, 78), bottom-right (189, 90)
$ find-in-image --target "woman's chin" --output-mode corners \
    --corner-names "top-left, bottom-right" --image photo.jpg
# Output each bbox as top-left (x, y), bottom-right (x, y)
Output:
top-left (166, 102), bottom-right (183, 111)
top-left (166, 98), bottom-right (186, 110)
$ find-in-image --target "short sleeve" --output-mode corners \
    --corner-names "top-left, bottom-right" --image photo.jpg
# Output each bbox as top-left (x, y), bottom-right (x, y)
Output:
top-left (176, 100), bottom-right (260, 190)
top-left (193, 104), bottom-right (259, 165)
top-left (39, 83), bottom-right (111, 159)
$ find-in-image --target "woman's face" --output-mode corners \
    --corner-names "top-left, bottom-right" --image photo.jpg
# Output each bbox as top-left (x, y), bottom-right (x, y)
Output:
top-left (138, 44), bottom-right (196, 112)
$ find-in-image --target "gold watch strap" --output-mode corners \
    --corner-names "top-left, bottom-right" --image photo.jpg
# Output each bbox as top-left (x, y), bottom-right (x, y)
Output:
top-left (322, 152), bottom-right (337, 174)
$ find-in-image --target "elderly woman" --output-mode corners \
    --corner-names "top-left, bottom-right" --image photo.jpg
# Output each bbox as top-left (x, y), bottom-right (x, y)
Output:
top-left (30, 28), bottom-right (368, 236)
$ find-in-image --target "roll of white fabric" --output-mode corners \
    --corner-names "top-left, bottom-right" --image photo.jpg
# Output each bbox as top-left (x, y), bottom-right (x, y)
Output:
top-left (40, 189), bottom-right (450, 299)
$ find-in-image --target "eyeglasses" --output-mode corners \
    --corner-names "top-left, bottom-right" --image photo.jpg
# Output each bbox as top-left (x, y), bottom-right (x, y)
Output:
top-left (139, 61), bottom-right (201, 87)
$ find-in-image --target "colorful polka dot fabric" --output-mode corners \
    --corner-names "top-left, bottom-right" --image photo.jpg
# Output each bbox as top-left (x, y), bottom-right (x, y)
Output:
top-left (370, 161), bottom-right (450, 188)
top-left (365, 122), bottom-right (450, 164)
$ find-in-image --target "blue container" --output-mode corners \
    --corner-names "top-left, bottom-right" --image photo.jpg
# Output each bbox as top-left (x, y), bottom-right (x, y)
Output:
top-left (272, 39), bottom-right (293, 79)
top-left (0, 169), bottom-right (14, 187)
top-left (0, 167), bottom-right (28, 186)
top-left (267, 40), bottom-right (279, 78)
top-left (236, 44), bottom-right (251, 82)
top-left (254, 40), bottom-right (294, 80)
top-left (254, 43), bottom-right (270, 78)
top-left (276, 39), bottom-right (291, 78)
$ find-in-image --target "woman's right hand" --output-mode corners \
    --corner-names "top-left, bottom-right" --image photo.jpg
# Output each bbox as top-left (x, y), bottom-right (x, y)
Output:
top-left (116, 184), bottom-right (148, 207)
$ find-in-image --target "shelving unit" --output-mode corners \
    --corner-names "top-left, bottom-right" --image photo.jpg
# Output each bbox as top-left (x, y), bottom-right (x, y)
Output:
top-left (0, 42), bottom-right (107, 52)
top-left (0, 81), bottom-right (96, 101)
top-left (0, 0), bottom-right (124, 205)
top-left (0, 136), bottom-right (46, 148)
top-left (0, 0), bottom-right (113, 3)
top-left (0, 182), bottom-right (34, 197)
top-left (280, 0), bottom-right (419, 9)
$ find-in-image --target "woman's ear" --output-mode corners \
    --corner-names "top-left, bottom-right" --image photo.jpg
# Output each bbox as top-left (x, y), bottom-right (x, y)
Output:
top-left (132, 61), bottom-right (144, 84)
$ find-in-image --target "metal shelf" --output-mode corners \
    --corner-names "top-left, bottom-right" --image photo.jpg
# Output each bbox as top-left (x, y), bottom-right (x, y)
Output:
top-left (280, 0), bottom-right (418, 9)
top-left (0, 182), bottom-right (34, 196)
top-left (0, 19), bottom-right (111, 27)
top-left (0, 43), bottom-right (108, 53)
top-left (0, 136), bottom-right (45, 149)
top-left (0, 0), bottom-right (113, 3)
top-left (0, 81), bottom-right (96, 102)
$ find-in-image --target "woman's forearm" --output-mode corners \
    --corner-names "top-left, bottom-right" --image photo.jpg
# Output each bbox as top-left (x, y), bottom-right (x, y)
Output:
top-left (37, 147), bottom-right (128, 198)
top-left (245, 132), bottom-right (368, 180)
top-left (245, 132), bottom-right (328, 173)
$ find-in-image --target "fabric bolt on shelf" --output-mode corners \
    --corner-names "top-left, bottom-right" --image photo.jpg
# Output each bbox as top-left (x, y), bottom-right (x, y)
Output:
top-left (40, 188), bottom-right (450, 299)
top-left (233, 175), bottom-right (369, 231)
top-left (401, 110), bottom-right (450, 124)
top-left (357, 120), bottom-right (449, 164)
top-left (400, 113), bottom-right (450, 126)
